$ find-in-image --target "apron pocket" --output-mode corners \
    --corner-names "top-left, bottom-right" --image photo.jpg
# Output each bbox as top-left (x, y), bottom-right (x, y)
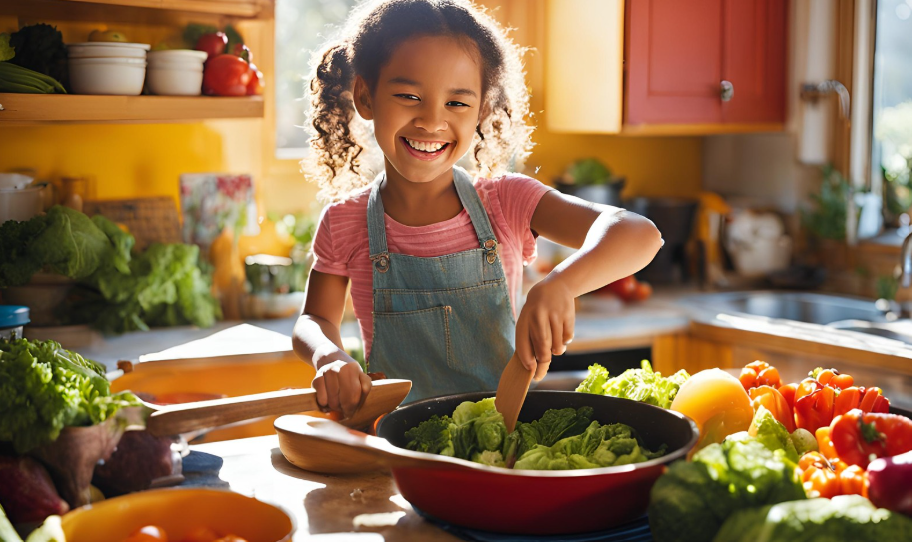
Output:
top-left (370, 306), bottom-right (452, 374)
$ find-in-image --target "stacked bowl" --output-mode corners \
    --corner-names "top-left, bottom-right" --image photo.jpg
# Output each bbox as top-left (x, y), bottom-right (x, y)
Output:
top-left (68, 42), bottom-right (150, 95)
top-left (146, 50), bottom-right (208, 96)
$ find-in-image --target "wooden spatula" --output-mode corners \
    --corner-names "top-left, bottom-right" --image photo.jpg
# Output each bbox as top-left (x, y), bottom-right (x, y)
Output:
top-left (142, 379), bottom-right (412, 436)
top-left (494, 353), bottom-right (534, 433)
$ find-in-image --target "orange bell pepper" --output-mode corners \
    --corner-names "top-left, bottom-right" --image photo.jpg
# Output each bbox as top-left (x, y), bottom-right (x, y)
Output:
top-left (748, 385), bottom-right (795, 432)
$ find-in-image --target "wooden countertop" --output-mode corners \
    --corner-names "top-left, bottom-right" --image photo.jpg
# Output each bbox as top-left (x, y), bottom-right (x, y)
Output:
top-left (187, 435), bottom-right (460, 542)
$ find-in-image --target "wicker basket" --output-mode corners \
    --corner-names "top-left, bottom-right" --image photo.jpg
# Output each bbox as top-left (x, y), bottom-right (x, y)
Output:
top-left (83, 197), bottom-right (181, 252)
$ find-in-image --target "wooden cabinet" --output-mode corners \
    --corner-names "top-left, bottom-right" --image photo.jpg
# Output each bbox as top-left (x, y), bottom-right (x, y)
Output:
top-left (625, 0), bottom-right (787, 128)
top-left (546, 0), bottom-right (787, 135)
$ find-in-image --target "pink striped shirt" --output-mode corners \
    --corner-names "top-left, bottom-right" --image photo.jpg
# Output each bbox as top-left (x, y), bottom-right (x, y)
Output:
top-left (311, 174), bottom-right (553, 359)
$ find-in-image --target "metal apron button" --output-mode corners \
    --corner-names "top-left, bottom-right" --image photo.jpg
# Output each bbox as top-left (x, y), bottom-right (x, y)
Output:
top-left (373, 254), bottom-right (390, 273)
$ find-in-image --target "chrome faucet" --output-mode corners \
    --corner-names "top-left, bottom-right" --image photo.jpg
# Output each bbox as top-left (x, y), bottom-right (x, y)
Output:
top-left (900, 230), bottom-right (912, 287)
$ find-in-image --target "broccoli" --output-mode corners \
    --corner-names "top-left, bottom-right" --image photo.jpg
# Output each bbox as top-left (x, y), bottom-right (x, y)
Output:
top-left (8, 24), bottom-right (67, 86)
top-left (404, 415), bottom-right (453, 456)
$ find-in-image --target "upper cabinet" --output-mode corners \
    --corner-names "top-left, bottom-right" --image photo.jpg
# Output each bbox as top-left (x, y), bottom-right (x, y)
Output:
top-left (546, 0), bottom-right (788, 135)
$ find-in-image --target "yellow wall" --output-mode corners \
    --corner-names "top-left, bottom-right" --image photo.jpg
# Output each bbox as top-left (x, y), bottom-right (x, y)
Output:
top-left (1, 0), bottom-right (701, 217)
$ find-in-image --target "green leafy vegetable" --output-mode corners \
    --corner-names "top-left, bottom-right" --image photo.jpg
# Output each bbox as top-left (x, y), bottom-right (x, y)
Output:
top-left (577, 360), bottom-right (690, 409)
top-left (713, 495), bottom-right (912, 542)
top-left (0, 215), bottom-right (47, 287)
top-left (0, 32), bottom-right (14, 62)
top-left (405, 399), bottom-right (663, 471)
top-left (750, 405), bottom-right (799, 463)
top-left (562, 158), bottom-right (613, 186)
top-left (0, 338), bottom-right (140, 454)
top-left (404, 414), bottom-right (453, 456)
top-left (514, 420), bottom-right (664, 470)
top-left (0, 206), bottom-right (219, 333)
top-left (8, 24), bottom-right (67, 86)
top-left (648, 435), bottom-right (806, 542)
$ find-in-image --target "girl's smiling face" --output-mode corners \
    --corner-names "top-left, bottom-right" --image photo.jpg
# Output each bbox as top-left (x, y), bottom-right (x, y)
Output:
top-left (354, 35), bottom-right (484, 185)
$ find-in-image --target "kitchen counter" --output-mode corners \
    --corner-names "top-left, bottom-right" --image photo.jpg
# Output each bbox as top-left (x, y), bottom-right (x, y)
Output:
top-left (185, 435), bottom-right (461, 542)
top-left (66, 287), bottom-right (696, 370)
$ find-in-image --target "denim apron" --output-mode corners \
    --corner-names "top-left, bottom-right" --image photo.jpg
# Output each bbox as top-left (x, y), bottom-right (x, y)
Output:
top-left (366, 167), bottom-right (515, 403)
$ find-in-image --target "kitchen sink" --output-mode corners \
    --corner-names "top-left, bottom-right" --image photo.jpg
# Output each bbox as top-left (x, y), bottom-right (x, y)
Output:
top-left (827, 320), bottom-right (912, 346)
top-left (685, 291), bottom-right (889, 326)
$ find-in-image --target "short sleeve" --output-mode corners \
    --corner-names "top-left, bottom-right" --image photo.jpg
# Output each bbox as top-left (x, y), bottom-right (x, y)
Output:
top-left (496, 174), bottom-right (553, 265)
top-left (310, 204), bottom-right (349, 276)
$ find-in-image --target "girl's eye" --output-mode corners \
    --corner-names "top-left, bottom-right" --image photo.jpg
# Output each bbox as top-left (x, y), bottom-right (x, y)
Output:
top-left (394, 94), bottom-right (420, 101)
top-left (447, 101), bottom-right (470, 107)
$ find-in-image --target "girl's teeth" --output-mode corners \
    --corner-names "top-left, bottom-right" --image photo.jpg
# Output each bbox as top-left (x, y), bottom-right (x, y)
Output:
top-left (407, 138), bottom-right (444, 152)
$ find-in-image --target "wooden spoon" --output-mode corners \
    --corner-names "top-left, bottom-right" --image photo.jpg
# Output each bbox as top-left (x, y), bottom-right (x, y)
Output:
top-left (140, 378), bottom-right (412, 436)
top-left (494, 353), bottom-right (534, 433)
top-left (276, 414), bottom-right (472, 475)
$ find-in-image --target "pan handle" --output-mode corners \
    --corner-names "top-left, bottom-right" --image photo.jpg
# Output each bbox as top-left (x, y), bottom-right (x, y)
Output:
top-left (275, 414), bottom-right (448, 475)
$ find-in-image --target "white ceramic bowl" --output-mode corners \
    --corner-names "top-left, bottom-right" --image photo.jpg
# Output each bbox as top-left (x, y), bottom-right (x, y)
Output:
top-left (147, 59), bottom-right (205, 71)
top-left (146, 67), bottom-right (203, 96)
top-left (67, 42), bottom-right (150, 59)
top-left (69, 45), bottom-right (149, 60)
top-left (0, 173), bottom-right (34, 190)
top-left (147, 49), bottom-right (207, 63)
top-left (69, 57), bottom-right (146, 95)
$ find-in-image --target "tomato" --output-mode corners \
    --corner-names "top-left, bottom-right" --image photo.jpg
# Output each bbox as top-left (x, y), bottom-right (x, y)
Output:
top-left (122, 525), bottom-right (168, 542)
top-left (195, 32), bottom-right (227, 62)
top-left (748, 385), bottom-right (795, 432)
top-left (831, 373), bottom-right (854, 389)
top-left (246, 62), bottom-right (264, 96)
top-left (839, 464), bottom-right (867, 496)
top-left (798, 451), bottom-right (831, 471)
top-left (802, 464), bottom-right (841, 498)
top-left (816, 369), bottom-right (837, 386)
top-left (606, 276), bottom-right (638, 301)
top-left (739, 367), bottom-right (758, 391)
top-left (630, 280), bottom-right (652, 302)
top-left (757, 366), bottom-right (781, 388)
top-left (203, 54), bottom-right (252, 96)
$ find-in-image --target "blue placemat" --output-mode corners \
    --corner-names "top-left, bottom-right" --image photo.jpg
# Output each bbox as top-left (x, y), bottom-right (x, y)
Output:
top-left (413, 507), bottom-right (653, 542)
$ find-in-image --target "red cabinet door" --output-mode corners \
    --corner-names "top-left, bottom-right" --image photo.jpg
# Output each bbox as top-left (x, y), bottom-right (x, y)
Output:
top-left (625, 0), bottom-right (787, 126)
top-left (626, 0), bottom-right (724, 125)
top-left (721, 0), bottom-right (787, 123)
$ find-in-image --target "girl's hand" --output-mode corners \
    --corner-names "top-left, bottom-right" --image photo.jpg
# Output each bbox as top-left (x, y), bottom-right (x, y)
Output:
top-left (312, 359), bottom-right (373, 419)
top-left (514, 277), bottom-right (575, 381)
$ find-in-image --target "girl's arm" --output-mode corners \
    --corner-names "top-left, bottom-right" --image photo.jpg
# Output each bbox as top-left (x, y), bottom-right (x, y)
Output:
top-left (292, 269), bottom-right (372, 418)
top-left (516, 191), bottom-right (663, 379)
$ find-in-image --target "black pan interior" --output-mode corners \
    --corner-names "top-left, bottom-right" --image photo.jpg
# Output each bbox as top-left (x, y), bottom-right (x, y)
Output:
top-left (378, 390), bottom-right (695, 454)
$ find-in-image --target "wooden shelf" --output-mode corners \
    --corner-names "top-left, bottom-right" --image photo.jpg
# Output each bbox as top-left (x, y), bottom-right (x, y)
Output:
top-left (58, 0), bottom-right (267, 17)
top-left (0, 94), bottom-right (264, 123)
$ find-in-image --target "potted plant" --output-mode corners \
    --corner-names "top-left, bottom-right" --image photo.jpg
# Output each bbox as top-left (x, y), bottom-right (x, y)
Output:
top-left (554, 158), bottom-right (625, 206)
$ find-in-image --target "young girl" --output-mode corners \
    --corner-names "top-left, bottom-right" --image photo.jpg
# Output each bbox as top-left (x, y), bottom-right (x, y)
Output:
top-left (292, 0), bottom-right (663, 417)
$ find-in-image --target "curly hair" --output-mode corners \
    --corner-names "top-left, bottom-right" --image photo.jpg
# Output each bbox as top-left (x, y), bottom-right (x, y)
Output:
top-left (302, 0), bottom-right (533, 202)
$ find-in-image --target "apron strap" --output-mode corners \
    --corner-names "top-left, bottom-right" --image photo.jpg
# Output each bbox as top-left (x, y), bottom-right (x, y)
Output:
top-left (452, 167), bottom-right (500, 261)
top-left (366, 176), bottom-right (390, 272)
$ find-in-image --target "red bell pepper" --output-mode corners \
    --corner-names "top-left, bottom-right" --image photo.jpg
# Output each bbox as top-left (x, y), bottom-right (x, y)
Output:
top-left (830, 409), bottom-right (912, 468)
top-left (833, 386), bottom-right (890, 417)
top-left (867, 450), bottom-right (912, 516)
top-left (795, 385), bottom-right (835, 433)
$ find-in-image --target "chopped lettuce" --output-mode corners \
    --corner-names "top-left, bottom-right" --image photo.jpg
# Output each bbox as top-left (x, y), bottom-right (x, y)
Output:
top-left (648, 434), bottom-right (806, 542)
top-left (0, 338), bottom-right (140, 453)
top-left (713, 495), bottom-right (912, 542)
top-left (576, 360), bottom-right (689, 409)
top-left (514, 420), bottom-right (664, 470)
top-left (404, 414), bottom-right (453, 456)
top-left (405, 399), bottom-right (663, 471)
top-left (748, 405), bottom-right (799, 463)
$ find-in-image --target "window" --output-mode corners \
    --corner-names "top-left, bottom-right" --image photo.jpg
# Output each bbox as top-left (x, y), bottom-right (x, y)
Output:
top-left (872, 0), bottom-right (912, 221)
top-left (274, 0), bottom-right (356, 159)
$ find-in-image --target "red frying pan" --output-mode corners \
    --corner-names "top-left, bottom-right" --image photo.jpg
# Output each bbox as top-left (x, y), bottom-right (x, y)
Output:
top-left (276, 390), bottom-right (699, 535)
